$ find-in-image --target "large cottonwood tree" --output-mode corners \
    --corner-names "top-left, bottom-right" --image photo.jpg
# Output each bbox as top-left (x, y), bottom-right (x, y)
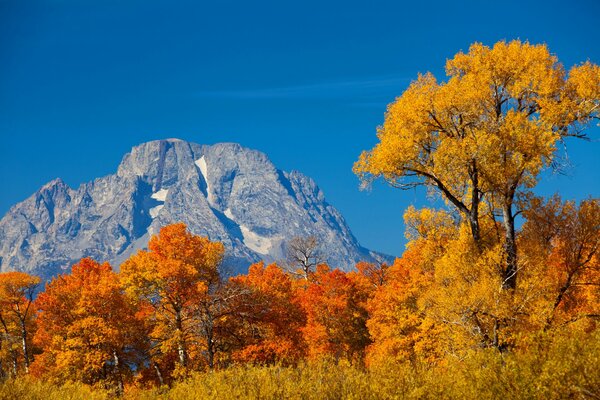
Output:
top-left (354, 40), bottom-right (600, 289)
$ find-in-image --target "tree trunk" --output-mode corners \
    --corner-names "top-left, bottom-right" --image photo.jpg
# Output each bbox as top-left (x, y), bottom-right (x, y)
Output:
top-left (10, 350), bottom-right (17, 377)
top-left (178, 343), bottom-right (187, 367)
top-left (19, 319), bottom-right (29, 373)
top-left (502, 203), bottom-right (517, 289)
top-left (153, 363), bottom-right (164, 386)
top-left (469, 164), bottom-right (482, 245)
top-left (0, 315), bottom-right (18, 377)
top-left (469, 213), bottom-right (481, 245)
top-left (207, 340), bottom-right (214, 370)
top-left (175, 309), bottom-right (187, 367)
top-left (205, 309), bottom-right (215, 369)
top-left (113, 350), bottom-right (123, 395)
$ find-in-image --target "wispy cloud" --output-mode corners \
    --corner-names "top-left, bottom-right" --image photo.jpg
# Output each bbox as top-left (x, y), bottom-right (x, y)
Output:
top-left (194, 76), bottom-right (411, 100)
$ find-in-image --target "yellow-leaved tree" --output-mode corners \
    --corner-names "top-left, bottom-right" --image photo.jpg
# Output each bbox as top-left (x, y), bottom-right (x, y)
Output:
top-left (120, 223), bottom-right (225, 381)
top-left (0, 272), bottom-right (40, 376)
top-left (354, 40), bottom-right (599, 289)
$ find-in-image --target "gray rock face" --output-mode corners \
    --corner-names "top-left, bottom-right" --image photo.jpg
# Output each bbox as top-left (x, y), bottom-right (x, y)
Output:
top-left (0, 139), bottom-right (389, 279)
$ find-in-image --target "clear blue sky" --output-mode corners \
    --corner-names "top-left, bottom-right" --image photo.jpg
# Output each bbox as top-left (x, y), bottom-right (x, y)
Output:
top-left (1, 0), bottom-right (599, 257)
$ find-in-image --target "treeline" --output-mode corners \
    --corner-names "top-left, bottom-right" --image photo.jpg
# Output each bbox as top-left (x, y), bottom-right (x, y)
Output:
top-left (0, 194), bottom-right (598, 398)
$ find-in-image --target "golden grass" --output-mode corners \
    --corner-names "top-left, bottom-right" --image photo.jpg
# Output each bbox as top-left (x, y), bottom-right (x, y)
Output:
top-left (2, 331), bottom-right (598, 400)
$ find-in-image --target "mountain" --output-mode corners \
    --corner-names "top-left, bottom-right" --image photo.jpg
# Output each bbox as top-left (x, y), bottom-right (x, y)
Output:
top-left (0, 139), bottom-right (390, 280)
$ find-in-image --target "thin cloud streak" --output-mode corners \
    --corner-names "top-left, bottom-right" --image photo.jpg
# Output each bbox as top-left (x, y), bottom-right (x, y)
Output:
top-left (194, 76), bottom-right (412, 100)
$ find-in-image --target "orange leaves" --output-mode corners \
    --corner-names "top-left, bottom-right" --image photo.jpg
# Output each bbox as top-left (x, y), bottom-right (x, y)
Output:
top-left (121, 223), bottom-right (229, 376)
top-left (120, 223), bottom-right (224, 311)
top-left (520, 197), bottom-right (600, 330)
top-left (297, 265), bottom-right (371, 361)
top-left (232, 262), bottom-right (373, 364)
top-left (32, 258), bottom-right (143, 390)
top-left (122, 223), bottom-right (224, 307)
top-left (365, 252), bottom-right (441, 365)
top-left (348, 261), bottom-right (390, 294)
top-left (147, 222), bottom-right (223, 286)
top-left (231, 262), bottom-right (306, 364)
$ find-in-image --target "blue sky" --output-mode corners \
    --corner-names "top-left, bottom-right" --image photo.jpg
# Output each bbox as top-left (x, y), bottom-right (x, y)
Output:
top-left (1, 0), bottom-right (599, 257)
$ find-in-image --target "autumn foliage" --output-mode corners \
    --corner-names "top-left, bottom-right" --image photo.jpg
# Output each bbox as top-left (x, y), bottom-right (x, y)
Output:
top-left (1, 203), bottom-right (595, 397)
top-left (31, 258), bottom-right (144, 392)
top-left (0, 272), bottom-right (39, 377)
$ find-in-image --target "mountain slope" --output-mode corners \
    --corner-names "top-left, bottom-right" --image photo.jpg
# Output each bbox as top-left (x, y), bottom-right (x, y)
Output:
top-left (0, 139), bottom-right (389, 279)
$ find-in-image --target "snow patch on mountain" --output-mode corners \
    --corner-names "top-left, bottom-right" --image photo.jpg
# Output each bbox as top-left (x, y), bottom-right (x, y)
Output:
top-left (151, 189), bottom-right (169, 202)
top-left (195, 156), bottom-right (214, 204)
top-left (149, 205), bottom-right (164, 218)
top-left (195, 156), bottom-right (208, 178)
top-left (239, 225), bottom-right (273, 255)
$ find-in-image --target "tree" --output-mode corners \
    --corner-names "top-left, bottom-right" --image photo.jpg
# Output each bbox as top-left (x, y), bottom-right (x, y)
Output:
top-left (285, 236), bottom-right (323, 280)
top-left (31, 258), bottom-right (144, 393)
top-left (354, 40), bottom-right (600, 289)
top-left (120, 223), bottom-right (224, 379)
top-left (0, 272), bottom-right (40, 376)
top-left (231, 262), bottom-right (306, 364)
top-left (189, 277), bottom-right (254, 370)
top-left (348, 261), bottom-right (391, 292)
top-left (365, 252), bottom-right (444, 365)
top-left (520, 196), bottom-right (599, 330)
top-left (297, 265), bottom-right (371, 361)
top-left (365, 207), bottom-right (461, 364)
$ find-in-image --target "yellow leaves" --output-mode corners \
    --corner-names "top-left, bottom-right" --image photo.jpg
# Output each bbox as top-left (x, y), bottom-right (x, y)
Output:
top-left (121, 223), bottom-right (224, 309)
top-left (0, 271), bottom-right (40, 376)
top-left (392, 195), bottom-right (599, 355)
top-left (476, 109), bottom-right (558, 193)
top-left (446, 41), bottom-right (563, 98)
top-left (0, 272), bottom-right (40, 304)
top-left (354, 73), bottom-right (440, 186)
top-left (545, 61), bottom-right (600, 132)
top-left (5, 199), bottom-right (598, 394)
top-left (568, 61), bottom-right (600, 101)
top-left (404, 206), bottom-right (454, 242)
top-left (355, 40), bottom-right (598, 256)
top-left (424, 225), bottom-right (519, 349)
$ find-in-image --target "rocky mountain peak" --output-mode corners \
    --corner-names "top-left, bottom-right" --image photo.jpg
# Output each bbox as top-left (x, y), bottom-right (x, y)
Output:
top-left (0, 139), bottom-right (390, 279)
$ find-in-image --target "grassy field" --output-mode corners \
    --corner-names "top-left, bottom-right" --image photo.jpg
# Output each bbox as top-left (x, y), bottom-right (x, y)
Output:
top-left (2, 332), bottom-right (598, 400)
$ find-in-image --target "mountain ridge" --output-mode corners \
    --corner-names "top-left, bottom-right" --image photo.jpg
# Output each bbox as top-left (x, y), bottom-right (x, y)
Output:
top-left (0, 139), bottom-right (391, 279)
